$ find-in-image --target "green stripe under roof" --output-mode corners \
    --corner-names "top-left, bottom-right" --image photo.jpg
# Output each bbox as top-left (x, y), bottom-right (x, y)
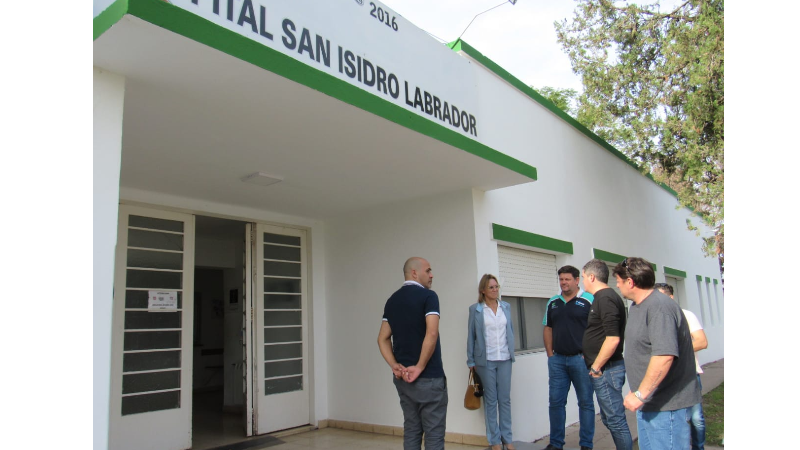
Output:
top-left (448, 38), bottom-right (682, 201)
top-left (593, 249), bottom-right (656, 271)
top-left (93, 0), bottom-right (128, 40)
top-left (664, 266), bottom-right (687, 278)
top-left (492, 223), bottom-right (573, 254)
top-left (593, 248), bottom-right (625, 264)
top-left (95, 0), bottom-right (537, 181)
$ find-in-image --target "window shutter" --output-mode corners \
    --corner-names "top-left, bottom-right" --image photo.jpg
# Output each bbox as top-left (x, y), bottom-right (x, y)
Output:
top-left (497, 246), bottom-right (558, 299)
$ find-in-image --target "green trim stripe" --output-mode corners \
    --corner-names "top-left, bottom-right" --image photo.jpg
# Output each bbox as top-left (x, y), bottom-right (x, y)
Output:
top-left (696, 275), bottom-right (703, 282)
top-left (713, 279), bottom-right (719, 285)
top-left (98, 0), bottom-right (537, 181)
top-left (93, 0), bottom-right (129, 40)
top-left (593, 249), bottom-right (626, 264)
top-left (705, 277), bottom-right (711, 283)
top-left (663, 266), bottom-right (687, 279)
top-left (448, 38), bottom-right (679, 200)
top-left (492, 224), bottom-right (573, 254)
top-left (592, 249), bottom-right (656, 271)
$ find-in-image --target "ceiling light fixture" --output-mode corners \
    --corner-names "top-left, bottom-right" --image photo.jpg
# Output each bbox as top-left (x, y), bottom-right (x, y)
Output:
top-left (240, 172), bottom-right (283, 187)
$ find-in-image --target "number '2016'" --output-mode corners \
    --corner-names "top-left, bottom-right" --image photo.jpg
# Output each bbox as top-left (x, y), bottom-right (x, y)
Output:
top-left (369, 2), bottom-right (399, 31)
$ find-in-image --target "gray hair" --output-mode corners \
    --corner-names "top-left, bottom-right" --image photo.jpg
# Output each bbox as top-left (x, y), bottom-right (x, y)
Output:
top-left (582, 259), bottom-right (609, 284)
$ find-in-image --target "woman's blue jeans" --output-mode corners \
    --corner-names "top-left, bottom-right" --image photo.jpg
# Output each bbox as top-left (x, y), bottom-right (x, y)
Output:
top-left (475, 359), bottom-right (513, 446)
top-left (590, 359), bottom-right (632, 450)
top-left (548, 353), bottom-right (595, 449)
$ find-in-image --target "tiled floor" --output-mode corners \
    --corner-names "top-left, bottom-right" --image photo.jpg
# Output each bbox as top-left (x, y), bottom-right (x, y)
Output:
top-left (190, 390), bottom-right (489, 450)
top-left (190, 390), bottom-right (545, 450)
top-left (274, 429), bottom-right (561, 450)
top-left (274, 428), bottom-right (490, 450)
top-left (192, 390), bottom-right (251, 450)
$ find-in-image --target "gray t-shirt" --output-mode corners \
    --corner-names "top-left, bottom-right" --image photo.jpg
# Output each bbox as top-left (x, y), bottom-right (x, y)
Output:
top-left (625, 289), bottom-right (700, 411)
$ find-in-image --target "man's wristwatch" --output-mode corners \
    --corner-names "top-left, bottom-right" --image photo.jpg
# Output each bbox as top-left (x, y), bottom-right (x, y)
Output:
top-left (590, 366), bottom-right (601, 375)
top-left (634, 390), bottom-right (647, 402)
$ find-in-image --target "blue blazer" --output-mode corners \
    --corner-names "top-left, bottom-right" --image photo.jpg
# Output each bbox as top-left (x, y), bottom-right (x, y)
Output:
top-left (466, 301), bottom-right (516, 367)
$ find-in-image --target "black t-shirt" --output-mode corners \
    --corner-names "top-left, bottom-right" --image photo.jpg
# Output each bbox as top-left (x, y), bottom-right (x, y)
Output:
top-left (582, 287), bottom-right (627, 368)
top-left (545, 293), bottom-right (592, 355)
top-left (382, 284), bottom-right (444, 378)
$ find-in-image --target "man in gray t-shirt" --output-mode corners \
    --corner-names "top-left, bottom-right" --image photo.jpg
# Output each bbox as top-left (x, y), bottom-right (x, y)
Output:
top-left (612, 257), bottom-right (700, 450)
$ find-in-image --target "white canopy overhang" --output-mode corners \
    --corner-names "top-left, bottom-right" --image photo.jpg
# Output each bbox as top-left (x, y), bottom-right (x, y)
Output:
top-left (94, 2), bottom-right (536, 220)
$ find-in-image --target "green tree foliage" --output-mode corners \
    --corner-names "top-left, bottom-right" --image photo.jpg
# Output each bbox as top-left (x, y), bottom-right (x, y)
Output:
top-left (533, 86), bottom-right (578, 117)
top-left (555, 0), bottom-right (723, 262)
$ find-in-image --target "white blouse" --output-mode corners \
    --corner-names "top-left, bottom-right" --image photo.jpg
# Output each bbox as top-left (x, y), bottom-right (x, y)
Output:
top-left (483, 304), bottom-right (510, 361)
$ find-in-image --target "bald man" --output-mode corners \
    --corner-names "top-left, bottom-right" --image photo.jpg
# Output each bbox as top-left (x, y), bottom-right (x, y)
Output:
top-left (378, 257), bottom-right (447, 450)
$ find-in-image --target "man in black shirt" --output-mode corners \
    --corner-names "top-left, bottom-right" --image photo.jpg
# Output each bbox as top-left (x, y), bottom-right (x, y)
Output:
top-left (582, 259), bottom-right (633, 450)
top-left (543, 265), bottom-right (595, 450)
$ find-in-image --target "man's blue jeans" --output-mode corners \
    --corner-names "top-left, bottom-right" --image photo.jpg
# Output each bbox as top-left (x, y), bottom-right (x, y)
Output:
top-left (637, 407), bottom-right (692, 450)
top-left (689, 375), bottom-right (706, 450)
top-left (548, 353), bottom-right (595, 449)
top-left (590, 359), bottom-right (632, 450)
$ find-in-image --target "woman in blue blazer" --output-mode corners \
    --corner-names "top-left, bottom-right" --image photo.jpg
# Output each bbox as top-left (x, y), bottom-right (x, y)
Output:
top-left (467, 274), bottom-right (516, 450)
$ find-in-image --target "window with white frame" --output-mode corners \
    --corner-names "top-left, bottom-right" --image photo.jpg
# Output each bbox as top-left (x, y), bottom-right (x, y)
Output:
top-left (497, 246), bottom-right (558, 352)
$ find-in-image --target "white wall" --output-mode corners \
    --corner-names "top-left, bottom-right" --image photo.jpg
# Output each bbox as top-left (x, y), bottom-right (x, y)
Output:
top-left (464, 62), bottom-right (723, 440)
top-left (324, 189), bottom-right (479, 429)
top-left (320, 97), bottom-right (722, 442)
top-left (94, 67), bottom-right (126, 450)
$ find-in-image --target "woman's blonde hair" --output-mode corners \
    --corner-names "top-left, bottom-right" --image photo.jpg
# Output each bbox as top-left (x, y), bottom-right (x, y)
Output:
top-left (477, 274), bottom-right (499, 304)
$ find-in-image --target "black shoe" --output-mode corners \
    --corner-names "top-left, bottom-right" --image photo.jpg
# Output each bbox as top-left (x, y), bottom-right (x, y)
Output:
top-left (580, 447), bottom-right (592, 450)
top-left (544, 445), bottom-right (562, 450)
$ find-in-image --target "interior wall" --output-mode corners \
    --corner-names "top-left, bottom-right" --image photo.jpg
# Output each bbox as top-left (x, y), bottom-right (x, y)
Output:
top-left (223, 262), bottom-right (244, 408)
top-left (193, 268), bottom-right (225, 391)
top-left (192, 221), bottom-right (247, 406)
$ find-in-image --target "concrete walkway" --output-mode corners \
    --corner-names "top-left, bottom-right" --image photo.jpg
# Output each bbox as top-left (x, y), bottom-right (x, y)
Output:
top-left (522, 358), bottom-right (724, 450)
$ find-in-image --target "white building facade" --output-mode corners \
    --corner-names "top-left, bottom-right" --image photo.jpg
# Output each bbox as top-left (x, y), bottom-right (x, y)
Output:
top-left (93, 1), bottom-right (724, 449)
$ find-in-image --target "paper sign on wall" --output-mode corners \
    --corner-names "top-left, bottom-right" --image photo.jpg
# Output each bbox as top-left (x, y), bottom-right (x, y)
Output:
top-left (148, 290), bottom-right (178, 311)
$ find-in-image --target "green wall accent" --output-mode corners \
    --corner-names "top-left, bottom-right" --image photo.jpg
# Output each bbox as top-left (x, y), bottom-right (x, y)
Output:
top-left (93, 0), bottom-right (129, 40)
top-left (95, 0), bottom-right (538, 181)
top-left (696, 275), bottom-right (703, 281)
top-left (713, 279), bottom-right (719, 285)
top-left (664, 266), bottom-right (687, 278)
top-left (705, 277), bottom-right (711, 283)
top-left (592, 249), bottom-right (656, 271)
top-left (492, 224), bottom-right (573, 254)
top-left (593, 248), bottom-right (626, 264)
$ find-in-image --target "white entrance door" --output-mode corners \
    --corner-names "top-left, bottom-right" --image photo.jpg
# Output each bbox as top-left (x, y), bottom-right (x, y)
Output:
top-left (109, 205), bottom-right (195, 450)
top-left (251, 223), bottom-right (310, 434)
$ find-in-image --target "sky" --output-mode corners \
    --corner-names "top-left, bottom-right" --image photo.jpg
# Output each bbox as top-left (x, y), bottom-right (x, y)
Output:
top-left (380, 0), bottom-right (584, 92)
